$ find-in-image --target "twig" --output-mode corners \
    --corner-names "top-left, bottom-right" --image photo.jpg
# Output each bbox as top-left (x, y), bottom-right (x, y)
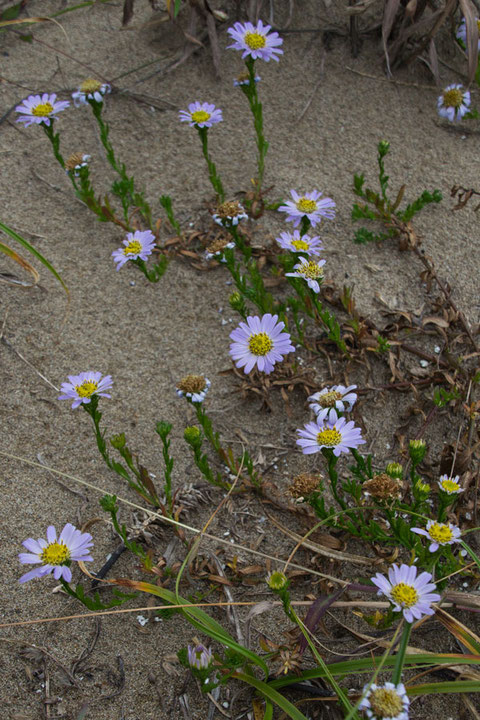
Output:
top-left (345, 65), bottom-right (438, 89)
top-left (296, 50), bottom-right (325, 123)
top-left (1, 335), bottom-right (59, 391)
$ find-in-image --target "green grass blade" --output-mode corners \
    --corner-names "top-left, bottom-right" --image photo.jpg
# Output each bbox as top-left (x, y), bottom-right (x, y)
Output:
top-left (235, 672), bottom-right (309, 720)
top-left (0, 220), bottom-right (68, 295)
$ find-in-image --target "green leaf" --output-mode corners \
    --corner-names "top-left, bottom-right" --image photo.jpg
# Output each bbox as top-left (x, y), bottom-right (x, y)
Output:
top-left (235, 672), bottom-right (310, 720)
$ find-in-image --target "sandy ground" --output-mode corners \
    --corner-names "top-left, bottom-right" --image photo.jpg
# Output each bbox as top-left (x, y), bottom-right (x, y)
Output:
top-left (0, 1), bottom-right (479, 718)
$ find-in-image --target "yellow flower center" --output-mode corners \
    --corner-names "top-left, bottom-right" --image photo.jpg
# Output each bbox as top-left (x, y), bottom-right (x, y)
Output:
top-left (390, 582), bottom-right (419, 608)
top-left (80, 78), bottom-right (102, 93)
top-left (369, 687), bottom-right (403, 718)
top-left (123, 240), bottom-right (142, 256)
top-left (248, 332), bottom-right (273, 356)
top-left (317, 428), bottom-right (342, 446)
top-left (291, 239), bottom-right (310, 251)
top-left (296, 197), bottom-right (317, 214)
top-left (32, 102), bottom-right (54, 117)
top-left (41, 542), bottom-right (70, 566)
top-left (318, 390), bottom-right (342, 408)
top-left (440, 479), bottom-right (460, 493)
top-left (428, 523), bottom-right (454, 544)
top-left (75, 380), bottom-right (98, 398)
top-left (191, 110), bottom-right (210, 124)
top-left (300, 261), bottom-right (323, 280)
top-left (442, 88), bottom-right (463, 109)
top-left (477, 19), bottom-right (480, 32)
top-left (244, 32), bottom-right (266, 50)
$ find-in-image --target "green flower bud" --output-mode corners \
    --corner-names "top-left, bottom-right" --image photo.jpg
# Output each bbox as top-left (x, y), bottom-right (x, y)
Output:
top-left (385, 462), bottom-right (403, 479)
top-left (378, 140), bottom-right (390, 157)
top-left (267, 571), bottom-right (288, 591)
top-left (229, 292), bottom-right (245, 313)
top-left (156, 421), bottom-right (172, 438)
top-left (110, 433), bottom-right (126, 450)
top-left (409, 439), bottom-right (427, 464)
top-left (100, 493), bottom-right (118, 512)
top-left (414, 480), bottom-right (430, 497)
top-left (184, 425), bottom-right (202, 447)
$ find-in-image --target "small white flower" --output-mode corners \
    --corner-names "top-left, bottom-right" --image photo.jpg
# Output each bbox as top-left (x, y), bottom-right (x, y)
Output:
top-left (359, 682), bottom-right (410, 720)
top-left (308, 384), bottom-right (357, 422)
top-left (72, 78), bottom-right (111, 106)
top-left (437, 84), bottom-right (470, 123)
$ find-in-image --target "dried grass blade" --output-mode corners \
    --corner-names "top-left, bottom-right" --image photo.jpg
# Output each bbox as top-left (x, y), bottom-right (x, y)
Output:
top-left (435, 606), bottom-right (480, 654)
top-left (0, 241), bottom-right (39, 287)
top-left (382, 0), bottom-right (401, 77)
top-left (459, 0), bottom-right (479, 84)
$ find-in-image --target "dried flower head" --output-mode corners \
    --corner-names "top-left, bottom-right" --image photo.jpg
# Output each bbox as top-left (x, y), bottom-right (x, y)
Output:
top-left (234, 70), bottom-right (261, 86)
top-left (288, 473), bottom-right (322, 500)
top-left (227, 20), bottom-right (283, 62)
top-left (278, 190), bottom-right (336, 228)
top-left (65, 152), bottom-right (91, 176)
top-left (19, 523), bottom-right (94, 583)
top-left (437, 84), bottom-right (471, 123)
top-left (371, 563), bottom-right (440, 623)
top-left (212, 200), bottom-right (248, 227)
top-left (58, 371), bottom-right (113, 409)
top-left (359, 682), bottom-right (410, 720)
top-left (362, 474), bottom-right (403, 501)
top-left (72, 78), bottom-right (111, 106)
top-left (179, 101), bottom-right (223, 128)
top-left (176, 374), bottom-right (211, 403)
top-left (16, 93), bottom-right (70, 127)
top-left (205, 237), bottom-right (235, 260)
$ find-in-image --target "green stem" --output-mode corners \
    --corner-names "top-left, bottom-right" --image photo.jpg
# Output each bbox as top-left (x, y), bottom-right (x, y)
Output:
top-left (42, 122), bottom-right (66, 169)
top-left (196, 126), bottom-right (225, 201)
top-left (392, 621), bottom-right (411, 684)
top-left (242, 57), bottom-right (268, 194)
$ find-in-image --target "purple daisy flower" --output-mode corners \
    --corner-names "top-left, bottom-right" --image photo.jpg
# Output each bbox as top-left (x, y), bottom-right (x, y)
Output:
top-left (278, 190), bottom-right (336, 228)
top-left (296, 413), bottom-right (365, 457)
top-left (112, 230), bottom-right (156, 270)
top-left (309, 384), bottom-right (357, 423)
top-left (437, 474), bottom-right (464, 495)
top-left (275, 231), bottom-right (323, 257)
top-left (15, 93), bottom-right (70, 127)
top-left (411, 520), bottom-right (461, 553)
top-left (178, 102), bottom-right (223, 128)
top-left (58, 371), bottom-right (113, 409)
top-left (72, 78), bottom-right (111, 106)
top-left (187, 644), bottom-right (213, 670)
top-left (437, 84), bottom-right (471, 123)
top-left (285, 256), bottom-right (326, 293)
top-left (19, 523), bottom-right (94, 583)
top-left (359, 682), bottom-right (409, 720)
top-left (371, 563), bottom-right (440, 623)
top-left (229, 313), bottom-right (295, 374)
top-left (227, 20), bottom-right (283, 62)
top-left (456, 17), bottom-right (480, 52)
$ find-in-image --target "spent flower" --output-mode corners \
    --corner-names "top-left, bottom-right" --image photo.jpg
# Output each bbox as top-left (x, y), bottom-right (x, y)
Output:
top-left (438, 474), bottom-right (464, 495)
top-left (212, 200), bottom-right (248, 227)
top-left (296, 413), bottom-right (365, 457)
top-left (437, 84), bottom-right (471, 123)
top-left (112, 230), bottom-right (156, 270)
top-left (285, 256), bottom-right (326, 293)
top-left (278, 189), bottom-right (336, 228)
top-left (205, 237), bottom-right (235, 260)
top-left (16, 93), bottom-right (70, 127)
top-left (227, 20), bottom-right (283, 62)
top-left (72, 78), bottom-right (111, 106)
top-left (234, 70), bottom-right (261, 86)
top-left (65, 152), bottom-right (91, 176)
top-left (411, 520), bottom-right (461, 552)
top-left (308, 384), bottom-right (357, 422)
top-left (275, 230), bottom-right (323, 256)
top-left (19, 523), bottom-right (93, 583)
top-left (58, 371), bottom-right (113, 409)
top-left (179, 101), bottom-right (223, 128)
top-left (359, 682), bottom-right (409, 720)
top-left (229, 313), bottom-right (295, 374)
top-left (371, 563), bottom-right (440, 623)
top-left (176, 374), bottom-right (211, 403)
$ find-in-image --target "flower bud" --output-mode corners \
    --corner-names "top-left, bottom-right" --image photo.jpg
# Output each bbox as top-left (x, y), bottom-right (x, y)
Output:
top-left (110, 432), bottom-right (126, 449)
top-left (267, 571), bottom-right (288, 591)
top-left (385, 462), bottom-right (403, 479)
top-left (409, 439), bottom-right (427, 464)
